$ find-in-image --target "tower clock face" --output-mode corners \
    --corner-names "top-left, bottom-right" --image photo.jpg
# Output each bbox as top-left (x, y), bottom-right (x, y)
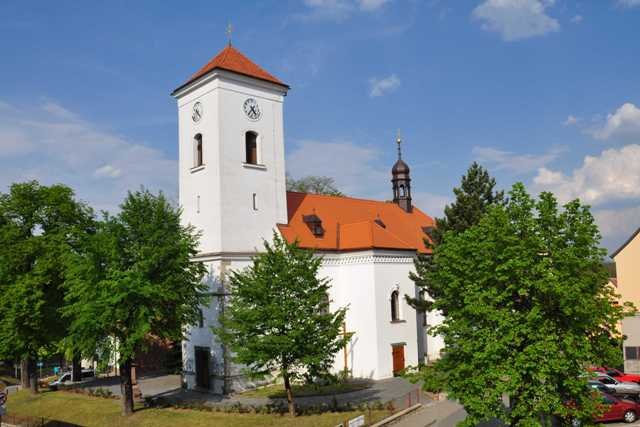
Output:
top-left (243, 98), bottom-right (261, 121)
top-left (192, 102), bottom-right (203, 123)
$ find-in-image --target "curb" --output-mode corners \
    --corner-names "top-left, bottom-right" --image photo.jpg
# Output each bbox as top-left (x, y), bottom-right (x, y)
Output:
top-left (370, 403), bottom-right (423, 427)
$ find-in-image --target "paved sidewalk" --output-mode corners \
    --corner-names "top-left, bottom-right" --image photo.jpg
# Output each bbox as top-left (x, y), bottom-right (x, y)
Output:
top-left (75, 374), bottom-right (182, 398)
top-left (155, 377), bottom-right (428, 410)
top-left (392, 400), bottom-right (465, 427)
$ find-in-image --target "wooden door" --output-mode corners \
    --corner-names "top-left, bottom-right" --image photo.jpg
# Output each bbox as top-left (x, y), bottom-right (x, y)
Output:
top-left (392, 344), bottom-right (405, 376)
top-left (195, 347), bottom-right (210, 390)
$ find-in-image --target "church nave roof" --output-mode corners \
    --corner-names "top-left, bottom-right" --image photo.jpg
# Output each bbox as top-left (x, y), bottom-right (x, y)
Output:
top-left (278, 191), bottom-right (434, 253)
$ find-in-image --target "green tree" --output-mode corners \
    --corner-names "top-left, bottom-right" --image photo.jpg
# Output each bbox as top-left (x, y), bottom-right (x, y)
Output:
top-left (217, 234), bottom-right (347, 416)
top-left (422, 183), bottom-right (632, 426)
top-left (408, 162), bottom-right (503, 311)
top-left (0, 181), bottom-right (94, 393)
top-left (286, 175), bottom-right (344, 196)
top-left (63, 189), bottom-right (208, 415)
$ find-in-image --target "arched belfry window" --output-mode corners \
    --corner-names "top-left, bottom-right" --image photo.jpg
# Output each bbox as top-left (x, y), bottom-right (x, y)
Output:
top-left (391, 290), bottom-right (400, 321)
top-left (245, 131), bottom-right (258, 165)
top-left (194, 134), bottom-right (203, 167)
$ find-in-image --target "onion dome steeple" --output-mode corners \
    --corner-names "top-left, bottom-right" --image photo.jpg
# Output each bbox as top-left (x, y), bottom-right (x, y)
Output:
top-left (391, 130), bottom-right (412, 213)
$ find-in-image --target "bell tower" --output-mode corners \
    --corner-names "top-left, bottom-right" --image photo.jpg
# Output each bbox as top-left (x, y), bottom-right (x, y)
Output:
top-left (172, 44), bottom-right (290, 254)
top-left (391, 132), bottom-right (412, 213)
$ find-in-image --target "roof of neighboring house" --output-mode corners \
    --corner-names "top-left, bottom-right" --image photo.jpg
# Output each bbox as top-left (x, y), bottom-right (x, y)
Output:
top-left (611, 227), bottom-right (640, 259)
top-left (277, 192), bottom-right (434, 253)
top-left (172, 44), bottom-right (288, 95)
top-left (609, 278), bottom-right (618, 287)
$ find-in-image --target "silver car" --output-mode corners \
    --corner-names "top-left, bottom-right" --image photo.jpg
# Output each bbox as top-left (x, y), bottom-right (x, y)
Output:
top-left (596, 374), bottom-right (640, 395)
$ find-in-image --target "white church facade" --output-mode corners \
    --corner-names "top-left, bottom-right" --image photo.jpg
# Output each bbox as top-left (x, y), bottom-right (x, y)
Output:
top-left (171, 44), bottom-right (444, 394)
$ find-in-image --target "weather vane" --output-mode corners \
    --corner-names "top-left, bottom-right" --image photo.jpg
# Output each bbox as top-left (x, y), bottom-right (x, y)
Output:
top-left (226, 23), bottom-right (233, 45)
top-left (396, 129), bottom-right (402, 159)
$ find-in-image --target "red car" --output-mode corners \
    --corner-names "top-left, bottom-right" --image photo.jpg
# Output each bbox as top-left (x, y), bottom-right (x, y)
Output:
top-left (595, 393), bottom-right (639, 423)
top-left (592, 367), bottom-right (640, 384)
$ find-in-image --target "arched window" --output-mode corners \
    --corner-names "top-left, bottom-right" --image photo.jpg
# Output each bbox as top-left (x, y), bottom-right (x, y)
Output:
top-left (245, 131), bottom-right (258, 164)
top-left (194, 134), bottom-right (203, 167)
top-left (391, 290), bottom-right (400, 321)
top-left (197, 309), bottom-right (204, 328)
top-left (420, 291), bottom-right (428, 326)
top-left (399, 184), bottom-right (406, 197)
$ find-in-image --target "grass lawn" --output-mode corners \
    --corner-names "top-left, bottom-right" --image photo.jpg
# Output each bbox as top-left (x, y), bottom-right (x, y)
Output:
top-left (239, 381), bottom-right (372, 398)
top-left (5, 390), bottom-right (390, 427)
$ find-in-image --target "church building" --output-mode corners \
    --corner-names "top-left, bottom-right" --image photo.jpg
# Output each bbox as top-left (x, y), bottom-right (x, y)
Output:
top-left (171, 43), bottom-right (444, 393)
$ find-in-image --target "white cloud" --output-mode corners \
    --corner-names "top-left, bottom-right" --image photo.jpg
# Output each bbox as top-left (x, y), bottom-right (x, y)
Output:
top-left (0, 100), bottom-right (176, 213)
top-left (358, 0), bottom-right (391, 11)
top-left (287, 140), bottom-right (387, 196)
top-left (472, 145), bottom-right (564, 174)
top-left (413, 191), bottom-right (450, 217)
top-left (532, 144), bottom-right (640, 206)
top-left (472, 0), bottom-right (560, 41)
top-left (299, 0), bottom-right (390, 21)
top-left (589, 103), bottom-right (640, 141)
top-left (369, 74), bottom-right (400, 98)
top-left (563, 115), bottom-right (580, 126)
top-left (94, 164), bottom-right (122, 179)
top-left (617, 0), bottom-right (640, 8)
top-left (570, 14), bottom-right (583, 23)
top-left (593, 206), bottom-right (640, 250)
top-left (286, 139), bottom-right (447, 215)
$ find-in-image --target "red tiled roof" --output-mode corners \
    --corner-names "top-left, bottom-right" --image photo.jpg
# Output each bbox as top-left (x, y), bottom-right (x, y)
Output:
top-left (277, 192), bottom-right (434, 253)
top-left (173, 45), bottom-right (288, 94)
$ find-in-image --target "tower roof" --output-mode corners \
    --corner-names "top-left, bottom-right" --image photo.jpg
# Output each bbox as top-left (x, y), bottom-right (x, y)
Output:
top-left (172, 45), bottom-right (288, 95)
top-left (392, 158), bottom-right (410, 174)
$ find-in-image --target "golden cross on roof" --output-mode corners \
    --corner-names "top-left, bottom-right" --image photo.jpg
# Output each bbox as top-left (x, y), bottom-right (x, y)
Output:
top-left (396, 129), bottom-right (402, 159)
top-left (226, 23), bottom-right (233, 45)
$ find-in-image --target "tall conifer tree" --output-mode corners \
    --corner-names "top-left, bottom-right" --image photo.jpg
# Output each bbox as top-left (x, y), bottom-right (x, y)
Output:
top-left (408, 162), bottom-right (503, 311)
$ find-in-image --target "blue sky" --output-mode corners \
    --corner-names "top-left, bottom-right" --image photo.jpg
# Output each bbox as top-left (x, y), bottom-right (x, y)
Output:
top-left (1, 0), bottom-right (639, 252)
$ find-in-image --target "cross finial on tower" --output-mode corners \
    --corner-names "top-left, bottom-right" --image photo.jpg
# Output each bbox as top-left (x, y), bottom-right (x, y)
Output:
top-left (226, 23), bottom-right (233, 46)
top-left (396, 129), bottom-right (402, 160)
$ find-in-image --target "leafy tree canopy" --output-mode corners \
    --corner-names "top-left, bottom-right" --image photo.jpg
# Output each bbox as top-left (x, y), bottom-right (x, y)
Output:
top-left (63, 189), bottom-right (208, 414)
top-left (0, 181), bottom-right (94, 391)
top-left (217, 234), bottom-right (347, 416)
top-left (286, 175), bottom-right (344, 196)
top-left (423, 183), bottom-right (633, 426)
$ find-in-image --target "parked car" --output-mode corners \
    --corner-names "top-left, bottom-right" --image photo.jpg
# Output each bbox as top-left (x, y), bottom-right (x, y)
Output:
top-left (571, 393), bottom-right (640, 425)
top-left (595, 393), bottom-right (639, 423)
top-left (48, 372), bottom-right (72, 390)
top-left (592, 367), bottom-right (640, 384)
top-left (588, 380), bottom-right (615, 394)
top-left (595, 374), bottom-right (640, 395)
top-left (48, 369), bottom-right (95, 390)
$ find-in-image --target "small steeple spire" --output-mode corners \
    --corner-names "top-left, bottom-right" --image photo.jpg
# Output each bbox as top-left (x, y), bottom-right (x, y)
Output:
top-left (391, 130), bottom-right (412, 213)
top-left (226, 23), bottom-right (233, 46)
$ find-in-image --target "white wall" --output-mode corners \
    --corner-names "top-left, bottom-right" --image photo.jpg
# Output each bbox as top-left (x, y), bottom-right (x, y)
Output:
top-left (175, 70), bottom-right (288, 255)
top-left (372, 251), bottom-right (421, 378)
top-left (320, 249), bottom-right (435, 380)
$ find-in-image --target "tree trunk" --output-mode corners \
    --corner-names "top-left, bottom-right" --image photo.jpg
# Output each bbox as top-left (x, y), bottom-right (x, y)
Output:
top-left (119, 358), bottom-right (134, 416)
top-left (20, 358), bottom-right (30, 389)
top-left (283, 372), bottom-right (296, 416)
top-left (27, 357), bottom-right (38, 394)
top-left (71, 355), bottom-right (82, 382)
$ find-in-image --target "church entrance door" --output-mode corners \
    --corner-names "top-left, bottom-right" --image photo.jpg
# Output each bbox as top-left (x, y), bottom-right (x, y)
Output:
top-left (195, 347), bottom-right (210, 390)
top-left (392, 344), bottom-right (405, 376)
